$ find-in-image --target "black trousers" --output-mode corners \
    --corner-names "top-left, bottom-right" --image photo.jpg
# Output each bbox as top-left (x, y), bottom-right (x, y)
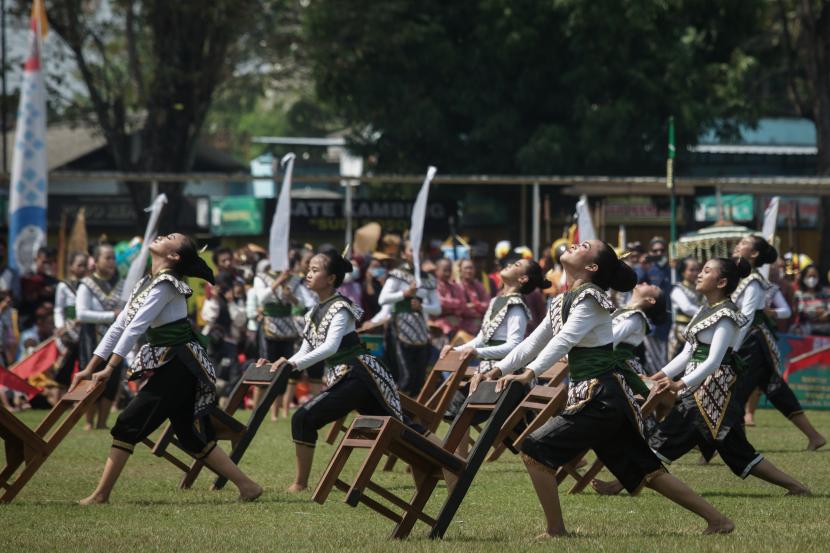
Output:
top-left (111, 359), bottom-right (216, 458)
top-left (650, 401), bottom-right (763, 478)
top-left (291, 369), bottom-right (388, 446)
top-left (521, 375), bottom-right (663, 494)
top-left (734, 333), bottom-right (803, 419)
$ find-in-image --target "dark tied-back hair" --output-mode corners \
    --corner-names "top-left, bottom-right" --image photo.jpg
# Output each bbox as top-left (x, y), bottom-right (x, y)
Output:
top-left (520, 260), bottom-right (551, 295)
top-left (749, 236), bottom-right (778, 267)
top-left (175, 236), bottom-right (215, 284)
top-left (713, 256), bottom-right (752, 295)
top-left (91, 241), bottom-right (113, 261)
top-left (592, 241), bottom-right (637, 292)
top-left (316, 247), bottom-right (353, 288)
top-left (643, 290), bottom-right (668, 326)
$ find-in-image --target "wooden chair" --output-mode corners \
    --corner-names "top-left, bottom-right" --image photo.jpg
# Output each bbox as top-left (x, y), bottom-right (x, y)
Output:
top-left (141, 361), bottom-right (290, 490)
top-left (312, 380), bottom-right (526, 539)
top-left (486, 360), bottom-right (569, 462)
top-left (556, 383), bottom-right (675, 493)
top-left (324, 350), bottom-right (471, 453)
top-left (1, 380), bottom-right (105, 503)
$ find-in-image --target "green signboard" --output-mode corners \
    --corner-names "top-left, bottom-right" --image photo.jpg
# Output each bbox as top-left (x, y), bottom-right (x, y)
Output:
top-left (694, 194), bottom-right (754, 223)
top-left (210, 196), bottom-right (263, 236)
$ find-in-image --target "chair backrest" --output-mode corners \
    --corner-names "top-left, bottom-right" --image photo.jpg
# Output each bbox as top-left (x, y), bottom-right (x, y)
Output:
top-left (415, 350), bottom-right (470, 412)
top-left (539, 360), bottom-right (568, 386)
top-left (0, 405), bottom-right (43, 449)
top-left (442, 380), bottom-right (526, 455)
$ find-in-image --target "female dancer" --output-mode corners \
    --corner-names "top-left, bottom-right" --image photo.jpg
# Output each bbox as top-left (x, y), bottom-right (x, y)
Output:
top-left (71, 233), bottom-right (262, 504)
top-left (476, 240), bottom-right (733, 537)
top-left (77, 243), bottom-right (125, 430)
top-left (669, 257), bottom-right (703, 359)
top-left (612, 282), bottom-right (667, 376)
top-left (732, 236), bottom-right (825, 450)
top-left (378, 241), bottom-right (440, 396)
top-left (53, 252), bottom-right (89, 389)
top-left (253, 257), bottom-right (317, 418)
top-left (598, 257), bottom-right (810, 497)
top-left (264, 248), bottom-right (401, 493)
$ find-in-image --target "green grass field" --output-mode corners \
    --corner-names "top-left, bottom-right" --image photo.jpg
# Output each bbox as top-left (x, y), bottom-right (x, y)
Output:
top-left (1, 408), bottom-right (828, 553)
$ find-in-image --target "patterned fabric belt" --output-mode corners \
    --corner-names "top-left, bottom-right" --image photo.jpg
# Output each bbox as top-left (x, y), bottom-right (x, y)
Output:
top-left (263, 302), bottom-right (292, 317)
top-left (569, 344), bottom-right (649, 397)
top-left (692, 343), bottom-right (746, 374)
top-left (393, 299), bottom-right (415, 313)
top-left (63, 305), bottom-right (77, 320)
top-left (147, 318), bottom-right (209, 349)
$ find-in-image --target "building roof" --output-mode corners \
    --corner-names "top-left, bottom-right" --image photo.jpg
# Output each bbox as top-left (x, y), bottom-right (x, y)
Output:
top-left (691, 117), bottom-right (817, 155)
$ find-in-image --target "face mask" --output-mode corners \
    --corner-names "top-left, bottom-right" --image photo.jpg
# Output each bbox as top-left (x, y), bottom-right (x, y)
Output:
top-left (370, 267), bottom-right (386, 280)
top-left (805, 276), bottom-right (819, 289)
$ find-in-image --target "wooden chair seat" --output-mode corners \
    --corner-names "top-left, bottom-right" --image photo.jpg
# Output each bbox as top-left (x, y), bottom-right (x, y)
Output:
top-left (313, 380), bottom-right (526, 539)
top-left (1, 380), bottom-right (105, 503)
top-left (142, 362), bottom-right (289, 490)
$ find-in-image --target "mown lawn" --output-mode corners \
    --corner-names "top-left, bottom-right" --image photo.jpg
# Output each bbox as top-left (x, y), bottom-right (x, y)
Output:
top-left (1, 408), bottom-right (828, 553)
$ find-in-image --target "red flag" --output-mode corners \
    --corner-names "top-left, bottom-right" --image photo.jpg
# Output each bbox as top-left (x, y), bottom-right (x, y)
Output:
top-left (0, 366), bottom-right (41, 400)
top-left (10, 337), bottom-right (59, 379)
top-left (785, 345), bottom-right (830, 380)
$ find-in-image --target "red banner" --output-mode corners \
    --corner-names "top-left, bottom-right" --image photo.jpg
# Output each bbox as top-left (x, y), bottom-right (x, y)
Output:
top-left (0, 366), bottom-right (41, 399)
top-left (10, 338), bottom-right (59, 379)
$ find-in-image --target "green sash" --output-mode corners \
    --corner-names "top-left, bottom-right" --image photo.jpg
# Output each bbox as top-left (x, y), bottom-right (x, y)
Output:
top-left (753, 310), bottom-right (778, 339)
top-left (63, 305), bottom-right (77, 320)
top-left (324, 344), bottom-right (366, 368)
top-left (263, 303), bottom-right (292, 317)
top-left (483, 339), bottom-right (506, 348)
top-left (393, 299), bottom-right (414, 313)
top-left (147, 318), bottom-right (209, 350)
top-left (568, 345), bottom-right (649, 397)
top-left (691, 343), bottom-right (746, 375)
top-left (292, 305), bottom-right (308, 317)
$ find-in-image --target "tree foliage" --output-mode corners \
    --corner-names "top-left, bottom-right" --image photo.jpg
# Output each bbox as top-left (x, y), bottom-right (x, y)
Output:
top-left (306, 0), bottom-right (765, 174)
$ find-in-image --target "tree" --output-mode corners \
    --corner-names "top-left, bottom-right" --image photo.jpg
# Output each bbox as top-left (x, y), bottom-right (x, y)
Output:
top-left (305, 0), bottom-right (765, 175)
top-left (27, 0), bottom-right (263, 227)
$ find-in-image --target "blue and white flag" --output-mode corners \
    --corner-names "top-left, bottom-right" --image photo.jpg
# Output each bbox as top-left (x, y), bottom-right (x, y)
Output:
top-left (409, 166), bottom-right (437, 287)
top-left (269, 153), bottom-right (296, 272)
top-left (8, 4), bottom-right (49, 272)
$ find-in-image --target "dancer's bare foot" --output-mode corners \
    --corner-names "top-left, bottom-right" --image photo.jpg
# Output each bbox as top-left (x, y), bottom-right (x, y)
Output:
top-left (281, 409), bottom-right (290, 419)
top-left (83, 423), bottom-right (93, 431)
top-left (286, 483), bottom-right (307, 493)
top-left (807, 436), bottom-right (826, 451)
top-left (591, 479), bottom-right (623, 496)
top-left (535, 528), bottom-right (568, 539)
top-left (697, 455), bottom-right (711, 465)
top-left (785, 484), bottom-right (811, 496)
top-left (95, 424), bottom-right (109, 430)
top-left (238, 484), bottom-right (264, 502)
top-left (78, 493), bottom-right (108, 505)
top-left (574, 457), bottom-right (587, 470)
top-left (743, 415), bottom-right (755, 427)
top-left (703, 517), bottom-right (734, 535)
top-left (270, 414), bottom-right (278, 422)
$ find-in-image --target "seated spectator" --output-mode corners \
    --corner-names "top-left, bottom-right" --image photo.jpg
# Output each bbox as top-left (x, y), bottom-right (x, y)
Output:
top-left (20, 246), bottom-right (59, 330)
top-left (457, 258), bottom-right (489, 336)
top-left (432, 258), bottom-right (466, 337)
top-left (18, 302), bottom-right (55, 359)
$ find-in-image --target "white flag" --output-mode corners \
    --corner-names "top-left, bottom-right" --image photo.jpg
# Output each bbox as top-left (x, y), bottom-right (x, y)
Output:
top-left (121, 194), bottom-right (168, 301)
top-left (8, 7), bottom-right (49, 272)
top-left (575, 195), bottom-right (597, 242)
top-left (410, 166), bottom-right (437, 287)
top-left (759, 196), bottom-right (780, 280)
top-left (269, 153), bottom-right (296, 272)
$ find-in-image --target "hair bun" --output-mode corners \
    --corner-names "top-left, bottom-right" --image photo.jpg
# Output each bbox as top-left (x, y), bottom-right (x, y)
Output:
top-left (734, 256), bottom-right (752, 279)
top-left (610, 260), bottom-right (637, 292)
top-left (541, 278), bottom-right (552, 290)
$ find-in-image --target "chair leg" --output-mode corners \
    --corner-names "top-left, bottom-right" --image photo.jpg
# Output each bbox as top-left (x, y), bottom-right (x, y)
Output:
top-left (324, 417), bottom-right (347, 445)
top-left (0, 455), bottom-right (46, 503)
top-left (390, 467), bottom-right (440, 539)
top-left (345, 442), bottom-right (391, 507)
top-left (312, 442), bottom-right (357, 505)
top-left (569, 458), bottom-right (604, 494)
top-left (381, 453), bottom-right (398, 472)
top-left (180, 460), bottom-right (205, 490)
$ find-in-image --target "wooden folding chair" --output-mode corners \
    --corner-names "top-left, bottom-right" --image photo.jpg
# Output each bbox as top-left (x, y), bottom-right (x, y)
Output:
top-left (142, 362), bottom-right (289, 490)
top-left (1, 380), bottom-right (105, 503)
top-left (312, 380), bottom-right (526, 539)
top-left (556, 383), bottom-right (675, 493)
top-left (486, 360), bottom-right (569, 462)
top-left (324, 350), bottom-right (471, 453)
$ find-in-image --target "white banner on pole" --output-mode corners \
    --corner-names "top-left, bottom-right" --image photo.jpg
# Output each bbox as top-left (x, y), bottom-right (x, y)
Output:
top-left (576, 195), bottom-right (597, 241)
top-left (121, 193), bottom-right (168, 301)
top-left (759, 196), bottom-right (780, 280)
top-left (269, 153), bottom-right (296, 272)
top-left (410, 166), bottom-right (437, 287)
